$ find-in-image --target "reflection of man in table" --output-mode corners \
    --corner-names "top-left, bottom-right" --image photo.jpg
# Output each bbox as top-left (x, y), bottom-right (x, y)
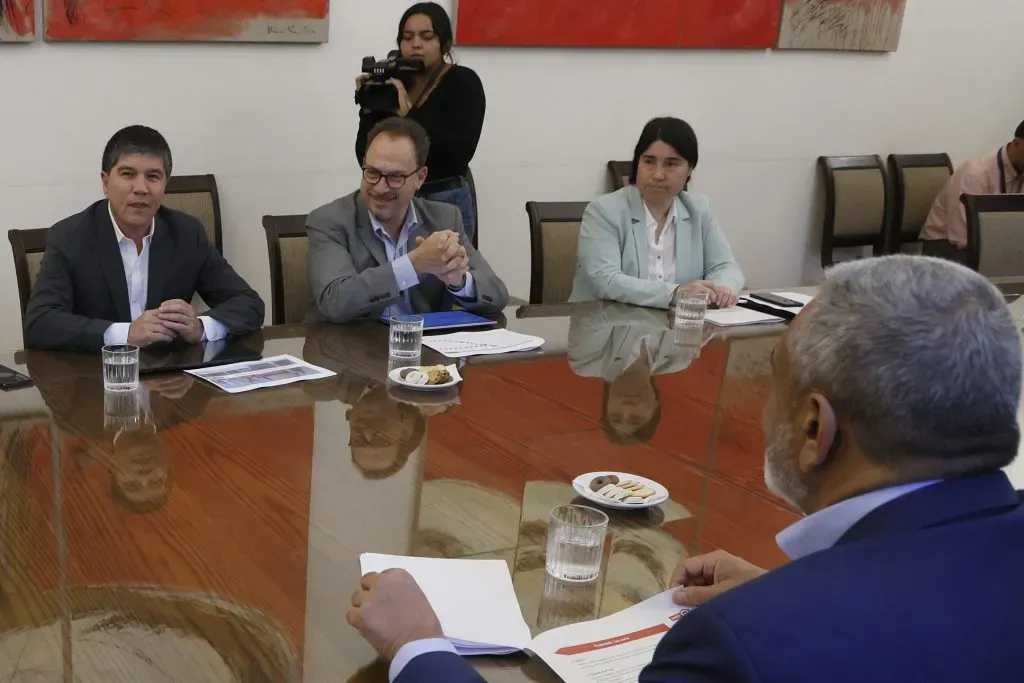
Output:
top-left (568, 302), bottom-right (710, 444)
top-left (302, 325), bottom-right (427, 479)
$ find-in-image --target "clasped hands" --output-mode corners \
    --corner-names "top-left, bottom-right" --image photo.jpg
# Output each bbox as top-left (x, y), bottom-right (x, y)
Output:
top-left (127, 299), bottom-right (204, 347)
top-left (409, 230), bottom-right (470, 289)
top-left (347, 550), bottom-right (766, 662)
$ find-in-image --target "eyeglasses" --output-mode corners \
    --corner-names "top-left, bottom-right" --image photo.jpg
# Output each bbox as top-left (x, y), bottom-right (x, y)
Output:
top-left (363, 166), bottom-right (420, 189)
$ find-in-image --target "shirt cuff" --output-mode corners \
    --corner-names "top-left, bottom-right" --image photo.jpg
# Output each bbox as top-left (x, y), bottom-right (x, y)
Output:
top-left (392, 255), bottom-right (420, 293)
top-left (449, 272), bottom-right (477, 300)
top-left (389, 638), bottom-right (457, 682)
top-left (103, 323), bottom-right (131, 346)
top-left (199, 316), bottom-right (228, 343)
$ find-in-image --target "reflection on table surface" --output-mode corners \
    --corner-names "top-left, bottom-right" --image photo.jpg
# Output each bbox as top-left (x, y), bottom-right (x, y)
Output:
top-left (0, 300), bottom-right (806, 681)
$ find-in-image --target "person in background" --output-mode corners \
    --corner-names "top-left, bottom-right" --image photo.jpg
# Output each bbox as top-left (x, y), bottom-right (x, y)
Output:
top-left (307, 117), bottom-right (507, 324)
top-left (355, 2), bottom-right (484, 245)
top-left (24, 125), bottom-right (264, 353)
top-left (570, 117), bottom-right (745, 310)
top-left (347, 255), bottom-right (1024, 683)
top-left (920, 119), bottom-right (1024, 263)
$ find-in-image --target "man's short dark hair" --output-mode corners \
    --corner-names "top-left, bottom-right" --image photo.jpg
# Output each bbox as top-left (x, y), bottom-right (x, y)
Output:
top-left (365, 117), bottom-right (431, 168)
top-left (1015, 119), bottom-right (1024, 140)
top-left (102, 125), bottom-right (172, 176)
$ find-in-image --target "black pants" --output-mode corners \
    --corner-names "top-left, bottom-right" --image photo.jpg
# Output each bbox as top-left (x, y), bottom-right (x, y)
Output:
top-left (921, 240), bottom-right (968, 266)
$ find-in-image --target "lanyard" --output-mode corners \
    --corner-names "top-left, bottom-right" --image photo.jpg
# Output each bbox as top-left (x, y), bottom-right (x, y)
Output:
top-left (997, 148), bottom-right (1007, 194)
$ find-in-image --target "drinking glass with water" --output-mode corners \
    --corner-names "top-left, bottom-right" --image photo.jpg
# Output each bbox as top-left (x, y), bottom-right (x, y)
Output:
top-left (675, 292), bottom-right (709, 328)
top-left (545, 504), bottom-right (609, 583)
top-left (102, 344), bottom-right (140, 392)
top-left (389, 314), bottom-right (424, 360)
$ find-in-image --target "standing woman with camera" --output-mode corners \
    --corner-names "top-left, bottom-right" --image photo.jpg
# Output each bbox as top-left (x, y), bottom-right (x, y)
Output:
top-left (354, 2), bottom-right (485, 245)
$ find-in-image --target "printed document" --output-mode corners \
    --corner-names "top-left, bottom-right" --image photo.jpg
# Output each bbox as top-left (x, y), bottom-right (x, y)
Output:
top-left (186, 354), bottom-right (335, 393)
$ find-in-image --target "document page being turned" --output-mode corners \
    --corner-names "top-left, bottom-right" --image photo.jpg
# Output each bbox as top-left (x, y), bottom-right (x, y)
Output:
top-left (528, 589), bottom-right (692, 683)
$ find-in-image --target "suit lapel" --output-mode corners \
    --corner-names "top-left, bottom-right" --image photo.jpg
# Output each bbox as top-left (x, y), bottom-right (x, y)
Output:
top-left (355, 194), bottom-right (389, 266)
top-left (146, 211), bottom-right (172, 310)
top-left (625, 187), bottom-right (649, 280)
top-left (838, 472), bottom-right (1020, 546)
top-left (94, 202), bottom-right (132, 321)
top-left (673, 195), bottom-right (693, 280)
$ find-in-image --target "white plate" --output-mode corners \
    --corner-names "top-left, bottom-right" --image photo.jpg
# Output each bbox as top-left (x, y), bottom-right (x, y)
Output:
top-left (572, 471), bottom-right (669, 510)
top-left (387, 363), bottom-right (462, 391)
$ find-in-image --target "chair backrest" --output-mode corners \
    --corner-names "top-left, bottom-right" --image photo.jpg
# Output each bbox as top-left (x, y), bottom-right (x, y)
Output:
top-left (164, 174), bottom-right (222, 253)
top-left (817, 155), bottom-right (889, 267)
top-left (465, 166), bottom-right (479, 249)
top-left (525, 201), bottom-right (589, 305)
top-left (607, 160), bottom-right (631, 191)
top-left (7, 228), bottom-right (49, 318)
top-left (962, 193), bottom-right (1024, 278)
top-left (887, 153), bottom-right (953, 253)
top-left (262, 214), bottom-right (311, 325)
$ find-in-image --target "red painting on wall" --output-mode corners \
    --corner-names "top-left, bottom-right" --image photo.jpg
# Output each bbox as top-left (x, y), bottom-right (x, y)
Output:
top-left (44, 0), bottom-right (330, 43)
top-left (454, 0), bottom-right (782, 49)
top-left (0, 0), bottom-right (35, 42)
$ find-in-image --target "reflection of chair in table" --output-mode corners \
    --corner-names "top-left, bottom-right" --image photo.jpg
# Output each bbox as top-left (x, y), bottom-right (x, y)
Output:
top-left (0, 585), bottom-right (300, 682)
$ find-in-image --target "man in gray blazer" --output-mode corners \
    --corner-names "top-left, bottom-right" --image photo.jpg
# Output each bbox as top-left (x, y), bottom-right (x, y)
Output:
top-left (306, 117), bottom-right (508, 323)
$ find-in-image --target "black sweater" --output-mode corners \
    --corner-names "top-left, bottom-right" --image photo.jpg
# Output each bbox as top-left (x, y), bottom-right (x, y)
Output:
top-left (356, 64), bottom-right (486, 183)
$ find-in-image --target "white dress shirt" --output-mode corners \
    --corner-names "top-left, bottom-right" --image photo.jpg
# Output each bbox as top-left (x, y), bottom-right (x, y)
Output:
top-left (644, 201), bottom-right (677, 284)
top-left (102, 202), bottom-right (227, 346)
top-left (776, 480), bottom-right (940, 560)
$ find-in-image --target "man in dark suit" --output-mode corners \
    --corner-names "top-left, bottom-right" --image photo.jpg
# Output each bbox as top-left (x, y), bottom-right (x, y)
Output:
top-left (24, 125), bottom-right (264, 353)
top-left (306, 116), bottom-right (507, 323)
top-left (348, 255), bottom-right (1024, 682)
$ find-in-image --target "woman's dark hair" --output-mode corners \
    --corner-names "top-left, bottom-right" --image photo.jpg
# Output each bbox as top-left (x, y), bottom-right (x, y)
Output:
top-left (1015, 119), bottom-right (1024, 140)
top-left (397, 2), bottom-right (454, 61)
top-left (629, 117), bottom-right (699, 187)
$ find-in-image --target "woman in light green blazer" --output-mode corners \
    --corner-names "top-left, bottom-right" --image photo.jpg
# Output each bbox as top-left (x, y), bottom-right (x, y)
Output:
top-left (570, 117), bottom-right (745, 309)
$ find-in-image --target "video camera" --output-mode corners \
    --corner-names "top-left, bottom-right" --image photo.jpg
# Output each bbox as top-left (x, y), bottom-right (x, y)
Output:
top-left (356, 50), bottom-right (425, 112)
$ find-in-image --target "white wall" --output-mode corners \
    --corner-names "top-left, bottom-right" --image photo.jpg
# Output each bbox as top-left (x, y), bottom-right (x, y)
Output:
top-left (2, 0), bottom-right (1023, 351)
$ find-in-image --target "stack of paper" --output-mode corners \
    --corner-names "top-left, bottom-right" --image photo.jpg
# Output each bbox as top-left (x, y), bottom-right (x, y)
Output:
top-left (705, 291), bottom-right (813, 327)
top-left (422, 328), bottom-right (544, 358)
top-left (360, 554), bottom-right (694, 682)
top-left (186, 354), bottom-right (336, 393)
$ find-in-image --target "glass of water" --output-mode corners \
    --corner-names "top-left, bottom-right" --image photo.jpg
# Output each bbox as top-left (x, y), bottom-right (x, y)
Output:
top-left (389, 314), bottom-right (424, 360)
top-left (675, 292), bottom-right (709, 329)
top-left (545, 504), bottom-right (609, 583)
top-left (102, 344), bottom-right (140, 392)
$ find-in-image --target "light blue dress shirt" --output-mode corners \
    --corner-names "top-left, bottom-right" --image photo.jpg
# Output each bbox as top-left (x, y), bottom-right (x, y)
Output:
top-left (368, 203), bottom-right (476, 319)
top-left (776, 480), bottom-right (941, 560)
top-left (389, 638), bottom-right (457, 682)
top-left (102, 202), bottom-right (227, 345)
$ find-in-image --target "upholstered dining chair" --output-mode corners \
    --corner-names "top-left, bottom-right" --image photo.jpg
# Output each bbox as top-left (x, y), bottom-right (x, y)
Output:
top-left (525, 201), bottom-right (589, 305)
top-left (163, 174), bottom-right (222, 254)
top-left (262, 214), bottom-right (311, 325)
top-left (7, 228), bottom-right (49, 321)
top-left (817, 155), bottom-right (890, 268)
top-left (607, 161), bottom-right (631, 192)
top-left (887, 154), bottom-right (953, 254)
top-left (962, 193), bottom-right (1024, 278)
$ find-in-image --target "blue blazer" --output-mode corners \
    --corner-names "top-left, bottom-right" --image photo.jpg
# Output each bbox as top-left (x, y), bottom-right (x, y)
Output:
top-left (569, 185), bottom-right (745, 309)
top-left (395, 472), bottom-right (1024, 683)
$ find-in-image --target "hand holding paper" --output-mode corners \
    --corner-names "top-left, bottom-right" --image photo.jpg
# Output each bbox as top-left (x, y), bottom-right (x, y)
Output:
top-left (347, 569), bottom-right (445, 661)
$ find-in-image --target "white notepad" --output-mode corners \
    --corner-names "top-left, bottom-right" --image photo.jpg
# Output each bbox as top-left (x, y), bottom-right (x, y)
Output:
top-left (359, 554), bottom-right (532, 654)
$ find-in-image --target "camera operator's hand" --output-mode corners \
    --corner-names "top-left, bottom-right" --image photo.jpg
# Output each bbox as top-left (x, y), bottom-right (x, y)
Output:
top-left (388, 78), bottom-right (413, 116)
top-left (410, 231), bottom-right (461, 277)
top-left (355, 73), bottom-right (370, 94)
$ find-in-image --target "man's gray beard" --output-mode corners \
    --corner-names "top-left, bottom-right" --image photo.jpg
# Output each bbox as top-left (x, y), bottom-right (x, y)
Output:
top-left (764, 419), bottom-right (810, 512)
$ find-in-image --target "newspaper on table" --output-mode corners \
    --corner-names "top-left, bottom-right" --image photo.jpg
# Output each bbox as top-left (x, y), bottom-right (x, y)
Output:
top-left (422, 328), bottom-right (544, 358)
top-left (186, 354), bottom-right (335, 394)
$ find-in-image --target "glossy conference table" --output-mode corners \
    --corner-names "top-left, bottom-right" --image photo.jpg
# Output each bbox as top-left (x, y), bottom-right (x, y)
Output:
top-left (0, 298), bottom-right (872, 681)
